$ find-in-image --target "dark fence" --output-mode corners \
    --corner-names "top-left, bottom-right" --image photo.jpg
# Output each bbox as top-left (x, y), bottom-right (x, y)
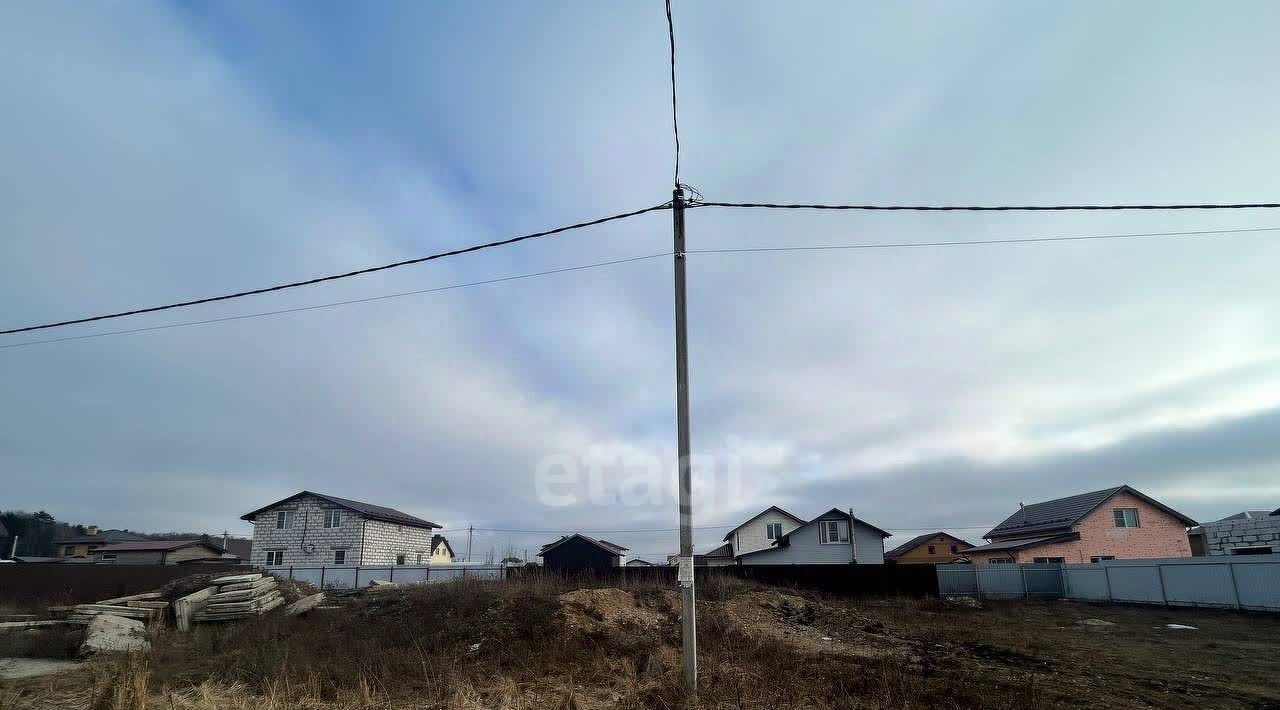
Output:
top-left (0, 564), bottom-right (254, 606)
top-left (512, 563), bottom-right (939, 598)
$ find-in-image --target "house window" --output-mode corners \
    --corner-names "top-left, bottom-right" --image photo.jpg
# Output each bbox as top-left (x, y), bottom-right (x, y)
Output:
top-left (1090, 555), bottom-right (1116, 563)
top-left (818, 520), bottom-right (849, 544)
top-left (927, 545), bottom-right (936, 555)
top-left (64, 546), bottom-right (75, 556)
top-left (1113, 508), bottom-right (1140, 528)
top-left (265, 550), bottom-right (284, 566)
top-left (416, 553), bottom-right (424, 564)
top-left (333, 550), bottom-right (346, 565)
top-left (275, 510), bottom-right (294, 529)
top-left (989, 558), bottom-right (1013, 564)
top-left (100, 553), bottom-right (116, 561)
top-left (1033, 557), bottom-right (1065, 564)
top-left (323, 510), bottom-right (341, 528)
top-left (950, 544), bottom-right (959, 554)
top-left (766, 522), bottom-right (783, 540)
top-left (1230, 546), bottom-right (1274, 555)
top-left (395, 554), bottom-right (406, 565)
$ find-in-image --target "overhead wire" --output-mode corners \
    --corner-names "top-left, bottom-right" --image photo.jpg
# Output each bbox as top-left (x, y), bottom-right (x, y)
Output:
top-left (694, 200), bottom-right (1280, 212)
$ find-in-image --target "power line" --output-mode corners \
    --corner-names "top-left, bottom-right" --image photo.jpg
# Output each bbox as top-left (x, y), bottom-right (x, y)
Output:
top-left (694, 200), bottom-right (1280, 212)
top-left (0, 253), bottom-right (670, 351)
top-left (0, 203), bottom-right (672, 337)
top-left (436, 523), bottom-right (994, 535)
top-left (665, 0), bottom-right (680, 187)
top-left (685, 225), bottom-right (1280, 254)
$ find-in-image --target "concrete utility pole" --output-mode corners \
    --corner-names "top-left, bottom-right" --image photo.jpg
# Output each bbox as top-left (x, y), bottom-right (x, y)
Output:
top-left (466, 525), bottom-right (474, 563)
top-left (672, 186), bottom-right (697, 692)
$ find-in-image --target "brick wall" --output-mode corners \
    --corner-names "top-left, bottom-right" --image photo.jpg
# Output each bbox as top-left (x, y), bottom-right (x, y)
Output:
top-left (359, 519), bottom-right (435, 565)
top-left (968, 492), bottom-right (1193, 564)
top-left (1200, 516), bottom-right (1280, 555)
top-left (247, 495), bottom-right (362, 566)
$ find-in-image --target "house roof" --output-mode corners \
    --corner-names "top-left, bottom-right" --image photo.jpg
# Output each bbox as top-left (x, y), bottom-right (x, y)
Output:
top-left (431, 534), bottom-right (455, 558)
top-left (54, 529), bottom-right (149, 545)
top-left (960, 533), bottom-right (1080, 555)
top-left (884, 532), bottom-right (975, 560)
top-left (0, 520), bottom-right (8, 538)
top-left (984, 485), bottom-right (1197, 540)
top-left (625, 559), bottom-right (654, 566)
top-left (744, 508), bottom-right (892, 555)
top-left (94, 540), bottom-right (226, 554)
top-left (239, 491), bottom-right (440, 529)
top-left (721, 506), bottom-right (806, 542)
top-left (1273, 508), bottom-right (1280, 516)
top-left (537, 533), bottom-right (627, 557)
top-left (704, 542), bottom-right (734, 558)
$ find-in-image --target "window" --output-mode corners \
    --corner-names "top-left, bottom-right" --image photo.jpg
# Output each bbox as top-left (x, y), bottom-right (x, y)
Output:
top-left (275, 510), bottom-right (294, 529)
top-left (63, 546), bottom-right (75, 556)
top-left (989, 558), bottom-right (1013, 564)
top-left (1033, 557), bottom-right (1065, 564)
top-left (1090, 555), bottom-right (1115, 563)
top-left (1113, 508), bottom-right (1140, 528)
top-left (100, 553), bottom-right (116, 561)
top-left (323, 509), bottom-right (341, 528)
top-left (766, 522), bottom-right (783, 540)
top-left (395, 554), bottom-right (406, 565)
top-left (265, 550), bottom-right (284, 566)
top-left (416, 553), bottom-right (423, 564)
top-left (1230, 546), bottom-right (1274, 555)
top-left (818, 520), bottom-right (849, 544)
top-left (927, 545), bottom-right (936, 555)
top-left (333, 550), bottom-right (346, 565)
top-left (950, 544), bottom-right (959, 554)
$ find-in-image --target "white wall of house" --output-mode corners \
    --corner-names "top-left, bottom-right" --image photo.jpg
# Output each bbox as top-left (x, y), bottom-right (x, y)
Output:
top-left (248, 494), bottom-right (436, 567)
top-left (731, 510), bottom-right (803, 556)
top-left (739, 518), bottom-right (887, 565)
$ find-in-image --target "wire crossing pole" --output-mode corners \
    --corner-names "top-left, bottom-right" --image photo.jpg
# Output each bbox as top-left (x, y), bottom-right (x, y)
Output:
top-left (672, 186), bottom-right (697, 693)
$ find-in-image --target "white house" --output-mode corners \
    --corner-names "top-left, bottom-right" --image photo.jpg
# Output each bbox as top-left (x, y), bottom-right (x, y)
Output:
top-left (735, 508), bottom-right (892, 565)
top-left (721, 505), bottom-right (806, 558)
top-left (241, 491), bottom-right (440, 567)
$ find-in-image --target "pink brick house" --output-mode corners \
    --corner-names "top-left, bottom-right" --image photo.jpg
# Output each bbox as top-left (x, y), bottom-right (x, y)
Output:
top-left (962, 485), bottom-right (1197, 564)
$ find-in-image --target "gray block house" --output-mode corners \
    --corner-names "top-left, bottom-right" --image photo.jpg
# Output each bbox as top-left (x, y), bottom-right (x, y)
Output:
top-left (1189, 509), bottom-right (1280, 556)
top-left (241, 491), bottom-right (440, 567)
top-left (736, 508), bottom-right (892, 565)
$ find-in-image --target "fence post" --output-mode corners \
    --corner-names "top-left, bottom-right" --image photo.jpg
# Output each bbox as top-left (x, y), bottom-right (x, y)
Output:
top-left (1019, 566), bottom-right (1028, 599)
top-left (389, 566), bottom-right (394, 582)
top-left (1155, 564), bottom-right (1168, 606)
top-left (973, 566), bottom-right (983, 599)
top-left (1103, 564), bottom-right (1113, 602)
top-left (320, 566), bottom-right (325, 589)
top-left (353, 567), bottom-right (359, 589)
top-left (1226, 561), bottom-right (1243, 610)
top-left (289, 566), bottom-right (294, 581)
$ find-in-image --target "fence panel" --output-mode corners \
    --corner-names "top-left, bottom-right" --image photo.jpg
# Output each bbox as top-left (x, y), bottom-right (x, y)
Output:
top-left (1022, 564), bottom-right (1065, 597)
top-left (936, 565), bottom-right (979, 596)
top-left (1062, 566), bottom-right (1109, 600)
top-left (1232, 559), bottom-right (1280, 610)
top-left (0, 564), bottom-right (255, 605)
top-left (1160, 563), bottom-right (1236, 608)
top-left (974, 565), bottom-right (1025, 599)
top-left (1103, 565), bottom-right (1164, 604)
top-left (266, 564), bottom-right (506, 590)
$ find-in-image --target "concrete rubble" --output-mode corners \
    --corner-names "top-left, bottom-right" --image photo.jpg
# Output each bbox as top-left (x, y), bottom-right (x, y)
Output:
top-left (81, 614), bottom-right (149, 654)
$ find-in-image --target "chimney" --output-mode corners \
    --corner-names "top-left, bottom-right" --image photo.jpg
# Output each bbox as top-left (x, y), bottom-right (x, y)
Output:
top-left (86, 525), bottom-right (100, 536)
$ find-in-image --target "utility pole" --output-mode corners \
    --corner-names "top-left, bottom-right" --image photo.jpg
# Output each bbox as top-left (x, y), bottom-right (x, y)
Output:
top-left (849, 508), bottom-right (857, 564)
top-left (672, 185), bottom-right (697, 693)
top-left (466, 525), bottom-right (474, 563)
top-left (9, 535), bottom-right (18, 559)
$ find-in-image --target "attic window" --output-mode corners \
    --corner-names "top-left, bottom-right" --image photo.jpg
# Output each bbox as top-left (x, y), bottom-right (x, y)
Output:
top-left (818, 520), bottom-right (849, 544)
top-left (766, 522), bottom-right (783, 540)
top-left (1113, 508), bottom-right (1140, 528)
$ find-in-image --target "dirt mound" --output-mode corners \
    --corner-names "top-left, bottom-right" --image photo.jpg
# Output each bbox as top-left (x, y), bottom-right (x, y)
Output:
top-left (719, 590), bottom-right (905, 660)
top-left (557, 588), bottom-right (676, 636)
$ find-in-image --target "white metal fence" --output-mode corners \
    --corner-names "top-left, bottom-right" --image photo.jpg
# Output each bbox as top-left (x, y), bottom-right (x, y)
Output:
top-left (265, 564), bottom-right (507, 591)
top-left (938, 554), bottom-right (1280, 611)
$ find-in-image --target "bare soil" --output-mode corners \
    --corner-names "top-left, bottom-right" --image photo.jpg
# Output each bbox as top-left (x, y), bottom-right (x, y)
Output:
top-left (1, 578), bottom-right (1277, 709)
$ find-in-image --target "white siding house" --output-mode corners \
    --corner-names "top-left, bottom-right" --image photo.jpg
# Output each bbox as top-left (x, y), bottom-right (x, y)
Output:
top-left (241, 491), bottom-right (440, 567)
top-left (722, 506), bottom-right (806, 557)
top-left (737, 509), bottom-right (892, 565)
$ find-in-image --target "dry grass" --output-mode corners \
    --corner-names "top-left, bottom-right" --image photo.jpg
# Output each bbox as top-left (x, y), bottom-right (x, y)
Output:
top-left (2, 576), bottom-right (1278, 709)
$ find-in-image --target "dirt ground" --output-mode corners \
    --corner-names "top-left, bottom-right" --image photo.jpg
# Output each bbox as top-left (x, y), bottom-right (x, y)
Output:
top-left (1, 580), bottom-right (1277, 709)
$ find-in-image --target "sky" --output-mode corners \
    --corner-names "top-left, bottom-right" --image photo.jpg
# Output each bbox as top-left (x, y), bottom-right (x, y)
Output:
top-left (3, 1), bottom-right (1280, 563)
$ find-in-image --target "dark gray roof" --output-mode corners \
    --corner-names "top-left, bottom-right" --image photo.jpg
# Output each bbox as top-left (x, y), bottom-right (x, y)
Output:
top-left (808, 508), bottom-right (893, 538)
top-left (704, 542), bottom-right (733, 558)
top-left (431, 534), bottom-right (454, 558)
top-left (1216, 511), bottom-right (1275, 521)
top-left (985, 485), bottom-right (1196, 539)
top-left (94, 540), bottom-right (225, 553)
top-left (1273, 508), bottom-right (1279, 517)
top-left (537, 533), bottom-right (627, 557)
top-left (960, 533), bottom-right (1079, 554)
top-left (884, 532), bottom-right (974, 560)
top-left (240, 491), bottom-right (439, 529)
top-left (721, 506), bottom-right (806, 542)
top-left (0, 520), bottom-right (8, 538)
top-left (54, 529), bottom-right (149, 545)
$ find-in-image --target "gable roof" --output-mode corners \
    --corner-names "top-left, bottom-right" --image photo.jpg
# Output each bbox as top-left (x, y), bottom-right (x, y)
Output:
top-left (960, 533), bottom-right (1080, 555)
top-left (759, 509), bottom-right (892, 551)
top-left (1273, 508), bottom-right (1280, 517)
top-left (884, 532), bottom-right (974, 560)
top-left (721, 506), bottom-right (806, 542)
top-left (0, 520), bottom-right (7, 538)
top-left (985, 485), bottom-right (1196, 540)
top-left (94, 540), bottom-right (225, 554)
top-left (431, 534), bottom-right (455, 558)
top-left (537, 533), bottom-right (627, 557)
top-left (54, 529), bottom-right (149, 545)
top-left (239, 491), bottom-right (439, 529)
top-left (704, 542), bottom-right (733, 558)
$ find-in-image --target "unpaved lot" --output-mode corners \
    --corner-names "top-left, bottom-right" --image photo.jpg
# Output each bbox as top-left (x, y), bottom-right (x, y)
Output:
top-left (1, 578), bottom-right (1276, 709)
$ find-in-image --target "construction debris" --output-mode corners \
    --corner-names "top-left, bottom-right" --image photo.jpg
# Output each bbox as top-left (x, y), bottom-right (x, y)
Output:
top-left (193, 573), bottom-right (283, 623)
top-left (81, 614), bottom-right (149, 654)
top-left (67, 601), bottom-right (168, 625)
top-left (284, 592), bottom-right (325, 616)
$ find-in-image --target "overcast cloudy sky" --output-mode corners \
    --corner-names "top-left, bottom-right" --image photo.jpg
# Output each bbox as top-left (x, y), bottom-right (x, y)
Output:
top-left (3, 2), bottom-right (1280, 561)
